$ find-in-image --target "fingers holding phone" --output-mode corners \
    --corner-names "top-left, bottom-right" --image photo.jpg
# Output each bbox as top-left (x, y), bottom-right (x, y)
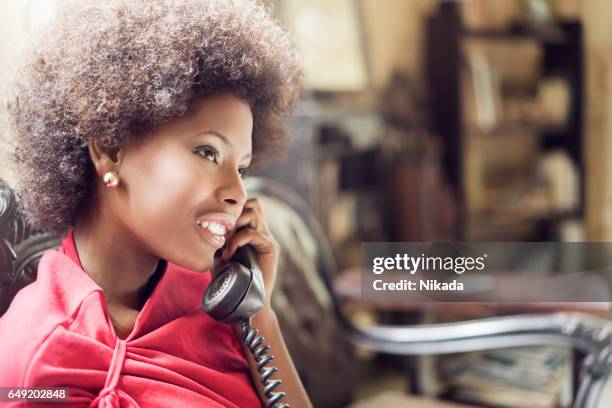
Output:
top-left (222, 198), bottom-right (279, 308)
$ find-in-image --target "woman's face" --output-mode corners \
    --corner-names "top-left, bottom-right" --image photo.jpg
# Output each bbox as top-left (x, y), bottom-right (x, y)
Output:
top-left (110, 92), bottom-right (253, 272)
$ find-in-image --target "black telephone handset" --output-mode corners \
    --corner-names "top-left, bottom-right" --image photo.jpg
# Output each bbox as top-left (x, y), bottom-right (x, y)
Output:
top-left (202, 244), bottom-right (265, 323)
top-left (202, 244), bottom-right (290, 408)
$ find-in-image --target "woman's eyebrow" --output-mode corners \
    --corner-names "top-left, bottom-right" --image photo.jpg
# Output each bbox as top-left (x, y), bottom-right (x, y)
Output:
top-left (198, 130), bottom-right (252, 160)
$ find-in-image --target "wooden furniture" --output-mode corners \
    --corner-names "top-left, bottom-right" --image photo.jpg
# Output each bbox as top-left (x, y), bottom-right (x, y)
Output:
top-left (425, 2), bottom-right (584, 241)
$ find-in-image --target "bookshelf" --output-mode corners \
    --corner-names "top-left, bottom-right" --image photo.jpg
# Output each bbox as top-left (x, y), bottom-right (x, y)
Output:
top-left (420, 3), bottom-right (586, 405)
top-left (425, 2), bottom-right (584, 241)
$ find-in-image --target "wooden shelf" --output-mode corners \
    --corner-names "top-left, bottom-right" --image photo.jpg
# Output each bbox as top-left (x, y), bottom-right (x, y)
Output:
top-left (425, 2), bottom-right (584, 240)
top-left (466, 123), bottom-right (569, 138)
top-left (462, 26), bottom-right (567, 44)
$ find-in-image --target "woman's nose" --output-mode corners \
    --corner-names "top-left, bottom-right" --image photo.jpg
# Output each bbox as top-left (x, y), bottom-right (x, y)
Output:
top-left (217, 172), bottom-right (247, 207)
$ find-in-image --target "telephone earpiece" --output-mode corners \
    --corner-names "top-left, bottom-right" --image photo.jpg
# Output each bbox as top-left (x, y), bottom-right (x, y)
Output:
top-left (202, 244), bottom-right (265, 323)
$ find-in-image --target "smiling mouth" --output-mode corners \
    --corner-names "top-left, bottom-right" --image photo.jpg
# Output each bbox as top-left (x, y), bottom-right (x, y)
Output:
top-left (195, 220), bottom-right (227, 249)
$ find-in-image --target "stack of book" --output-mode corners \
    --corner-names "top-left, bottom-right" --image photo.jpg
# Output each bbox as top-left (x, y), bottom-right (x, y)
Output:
top-left (442, 347), bottom-right (570, 408)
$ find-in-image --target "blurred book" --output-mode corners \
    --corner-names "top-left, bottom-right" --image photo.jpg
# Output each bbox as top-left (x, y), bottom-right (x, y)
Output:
top-left (442, 347), bottom-right (570, 408)
top-left (536, 150), bottom-right (579, 214)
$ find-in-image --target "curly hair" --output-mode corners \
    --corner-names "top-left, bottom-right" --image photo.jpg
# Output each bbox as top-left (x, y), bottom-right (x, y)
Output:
top-left (0, 0), bottom-right (302, 234)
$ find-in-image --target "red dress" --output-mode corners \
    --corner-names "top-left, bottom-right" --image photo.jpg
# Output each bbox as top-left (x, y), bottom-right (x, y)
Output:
top-left (0, 229), bottom-right (262, 407)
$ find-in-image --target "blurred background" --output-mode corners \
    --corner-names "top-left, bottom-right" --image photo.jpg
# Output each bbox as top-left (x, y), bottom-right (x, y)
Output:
top-left (2, 1), bottom-right (612, 407)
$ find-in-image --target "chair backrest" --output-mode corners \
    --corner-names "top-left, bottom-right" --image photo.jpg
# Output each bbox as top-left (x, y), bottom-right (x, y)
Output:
top-left (0, 179), bottom-right (62, 316)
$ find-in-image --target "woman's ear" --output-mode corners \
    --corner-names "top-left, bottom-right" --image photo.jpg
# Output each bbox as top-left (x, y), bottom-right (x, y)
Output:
top-left (87, 137), bottom-right (124, 177)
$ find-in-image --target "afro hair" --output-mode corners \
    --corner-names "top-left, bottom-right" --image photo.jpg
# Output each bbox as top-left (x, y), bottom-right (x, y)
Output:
top-left (0, 0), bottom-right (302, 234)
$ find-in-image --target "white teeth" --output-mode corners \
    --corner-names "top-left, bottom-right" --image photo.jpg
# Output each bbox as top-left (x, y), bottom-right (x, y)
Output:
top-left (197, 220), bottom-right (225, 236)
top-left (207, 222), bottom-right (226, 235)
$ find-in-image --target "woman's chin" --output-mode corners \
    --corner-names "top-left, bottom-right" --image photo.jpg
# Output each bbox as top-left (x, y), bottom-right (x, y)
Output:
top-left (166, 250), bottom-right (215, 273)
top-left (160, 234), bottom-right (219, 271)
top-left (189, 256), bottom-right (215, 272)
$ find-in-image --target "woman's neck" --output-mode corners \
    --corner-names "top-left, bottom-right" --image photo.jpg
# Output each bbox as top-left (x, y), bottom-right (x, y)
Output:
top-left (73, 196), bottom-right (161, 311)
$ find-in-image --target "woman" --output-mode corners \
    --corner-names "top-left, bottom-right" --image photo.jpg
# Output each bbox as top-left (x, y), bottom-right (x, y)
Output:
top-left (0, 0), bottom-right (310, 406)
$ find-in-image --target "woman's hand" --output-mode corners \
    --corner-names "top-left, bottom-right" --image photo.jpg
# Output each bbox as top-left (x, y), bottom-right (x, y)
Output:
top-left (222, 198), bottom-right (313, 407)
top-left (222, 197), bottom-right (279, 310)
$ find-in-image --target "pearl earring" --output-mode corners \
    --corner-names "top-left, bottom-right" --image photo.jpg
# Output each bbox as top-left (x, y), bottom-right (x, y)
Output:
top-left (103, 171), bottom-right (119, 188)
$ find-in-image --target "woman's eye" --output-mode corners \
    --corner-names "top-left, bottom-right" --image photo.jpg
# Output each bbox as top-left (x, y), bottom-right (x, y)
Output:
top-left (196, 147), bottom-right (218, 163)
top-left (238, 168), bottom-right (248, 179)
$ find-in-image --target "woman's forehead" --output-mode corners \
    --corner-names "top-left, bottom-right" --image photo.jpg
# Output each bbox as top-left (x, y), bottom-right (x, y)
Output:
top-left (129, 93), bottom-right (253, 155)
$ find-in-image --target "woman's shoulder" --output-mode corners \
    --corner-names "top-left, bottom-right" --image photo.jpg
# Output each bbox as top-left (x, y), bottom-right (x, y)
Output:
top-left (0, 248), bottom-right (103, 385)
top-left (4, 248), bottom-right (101, 320)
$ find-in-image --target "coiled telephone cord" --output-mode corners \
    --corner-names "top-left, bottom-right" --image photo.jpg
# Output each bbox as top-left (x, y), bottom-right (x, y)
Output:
top-left (241, 318), bottom-right (289, 408)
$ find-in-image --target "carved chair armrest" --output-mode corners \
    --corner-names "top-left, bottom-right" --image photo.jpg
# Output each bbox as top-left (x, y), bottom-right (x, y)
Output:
top-left (0, 179), bottom-right (62, 316)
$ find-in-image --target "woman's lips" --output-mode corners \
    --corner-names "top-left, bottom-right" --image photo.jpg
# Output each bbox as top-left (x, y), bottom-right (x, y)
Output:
top-left (194, 212), bottom-right (236, 250)
top-left (195, 223), bottom-right (226, 249)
